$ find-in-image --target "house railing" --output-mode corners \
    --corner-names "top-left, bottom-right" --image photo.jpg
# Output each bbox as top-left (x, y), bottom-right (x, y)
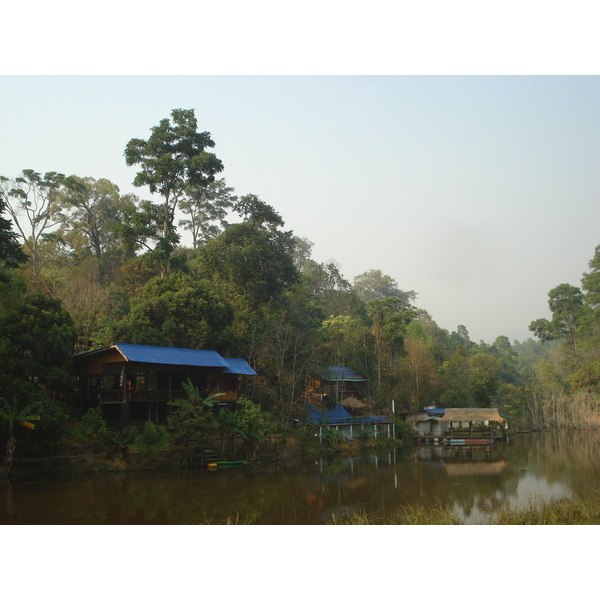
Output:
top-left (319, 416), bottom-right (393, 426)
top-left (98, 389), bottom-right (239, 404)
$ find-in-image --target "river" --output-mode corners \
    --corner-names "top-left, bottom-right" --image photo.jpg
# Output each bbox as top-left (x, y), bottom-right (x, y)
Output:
top-left (2, 430), bottom-right (599, 524)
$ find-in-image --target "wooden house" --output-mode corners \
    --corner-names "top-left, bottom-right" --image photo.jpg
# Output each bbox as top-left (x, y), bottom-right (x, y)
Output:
top-left (306, 366), bottom-right (368, 405)
top-left (74, 344), bottom-right (257, 426)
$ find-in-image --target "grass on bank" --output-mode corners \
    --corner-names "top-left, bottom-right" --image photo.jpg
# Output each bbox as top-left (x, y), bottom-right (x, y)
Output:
top-left (490, 494), bottom-right (600, 525)
top-left (327, 492), bottom-right (600, 525)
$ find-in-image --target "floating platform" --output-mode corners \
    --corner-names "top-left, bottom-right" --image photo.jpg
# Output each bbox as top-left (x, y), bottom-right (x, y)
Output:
top-left (448, 438), bottom-right (495, 446)
top-left (416, 436), bottom-right (502, 446)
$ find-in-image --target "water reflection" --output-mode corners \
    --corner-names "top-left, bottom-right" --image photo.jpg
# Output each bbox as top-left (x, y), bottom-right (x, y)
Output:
top-left (1, 431), bottom-right (598, 524)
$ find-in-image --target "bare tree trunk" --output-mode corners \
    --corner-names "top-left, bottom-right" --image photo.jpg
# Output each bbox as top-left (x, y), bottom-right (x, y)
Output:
top-left (4, 433), bottom-right (16, 475)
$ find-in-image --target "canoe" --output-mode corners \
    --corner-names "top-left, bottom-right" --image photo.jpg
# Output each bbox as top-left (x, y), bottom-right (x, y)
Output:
top-left (207, 460), bottom-right (246, 469)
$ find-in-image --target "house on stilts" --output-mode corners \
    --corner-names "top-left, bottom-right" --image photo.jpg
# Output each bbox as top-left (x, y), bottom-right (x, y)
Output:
top-left (406, 407), bottom-right (507, 445)
top-left (74, 343), bottom-right (257, 426)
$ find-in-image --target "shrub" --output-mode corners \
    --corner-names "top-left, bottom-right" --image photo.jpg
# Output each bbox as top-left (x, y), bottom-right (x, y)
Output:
top-left (77, 407), bottom-right (109, 455)
top-left (133, 421), bottom-right (170, 461)
top-left (167, 397), bottom-right (218, 466)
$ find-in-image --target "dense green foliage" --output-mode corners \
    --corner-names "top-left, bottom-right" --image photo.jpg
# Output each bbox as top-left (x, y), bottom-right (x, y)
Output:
top-left (1, 107), bottom-right (598, 468)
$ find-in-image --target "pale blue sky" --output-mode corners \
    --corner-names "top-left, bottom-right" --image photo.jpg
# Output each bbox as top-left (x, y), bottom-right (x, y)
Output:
top-left (2, 75), bottom-right (599, 343)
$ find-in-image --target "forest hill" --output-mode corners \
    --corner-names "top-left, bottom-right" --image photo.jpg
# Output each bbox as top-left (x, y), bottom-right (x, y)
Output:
top-left (2, 108), bottom-right (600, 468)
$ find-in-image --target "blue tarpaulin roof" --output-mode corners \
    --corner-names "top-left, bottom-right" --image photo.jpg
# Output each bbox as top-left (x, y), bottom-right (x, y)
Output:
top-left (304, 402), bottom-right (388, 425)
top-left (319, 366), bottom-right (367, 381)
top-left (305, 403), bottom-right (353, 425)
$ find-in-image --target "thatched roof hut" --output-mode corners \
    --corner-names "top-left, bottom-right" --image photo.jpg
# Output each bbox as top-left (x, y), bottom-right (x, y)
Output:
top-left (341, 396), bottom-right (369, 410)
top-left (438, 408), bottom-right (505, 424)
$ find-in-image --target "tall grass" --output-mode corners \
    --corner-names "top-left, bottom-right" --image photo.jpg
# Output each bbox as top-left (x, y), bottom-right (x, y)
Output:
top-left (328, 493), bottom-right (600, 525)
top-left (327, 503), bottom-right (460, 525)
top-left (492, 493), bottom-right (600, 525)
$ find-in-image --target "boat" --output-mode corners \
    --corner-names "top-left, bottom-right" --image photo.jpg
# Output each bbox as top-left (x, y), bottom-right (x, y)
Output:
top-left (207, 460), bottom-right (246, 469)
top-left (448, 438), bottom-right (495, 446)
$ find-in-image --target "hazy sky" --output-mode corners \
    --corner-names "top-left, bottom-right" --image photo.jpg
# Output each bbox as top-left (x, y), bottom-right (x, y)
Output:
top-left (1, 75), bottom-right (598, 343)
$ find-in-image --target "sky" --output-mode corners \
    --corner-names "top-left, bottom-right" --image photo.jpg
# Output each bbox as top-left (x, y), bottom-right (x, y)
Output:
top-left (2, 75), bottom-right (599, 343)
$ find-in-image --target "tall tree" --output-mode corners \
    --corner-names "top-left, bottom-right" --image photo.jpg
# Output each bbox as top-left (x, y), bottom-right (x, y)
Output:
top-left (0, 292), bottom-right (76, 399)
top-left (366, 296), bottom-right (417, 400)
top-left (303, 260), bottom-right (361, 317)
top-left (115, 271), bottom-right (235, 353)
top-left (124, 108), bottom-right (223, 275)
top-left (0, 196), bottom-right (26, 277)
top-left (0, 170), bottom-right (64, 284)
top-left (530, 283), bottom-right (584, 352)
top-left (255, 284), bottom-right (325, 424)
top-left (353, 269), bottom-right (416, 304)
top-left (40, 258), bottom-right (119, 353)
top-left (400, 324), bottom-right (439, 409)
top-left (179, 178), bottom-right (237, 248)
top-left (234, 194), bottom-right (284, 229)
top-left (114, 199), bottom-right (180, 277)
top-left (194, 215), bottom-right (299, 343)
top-left (56, 176), bottom-right (137, 261)
top-left (581, 243), bottom-right (600, 311)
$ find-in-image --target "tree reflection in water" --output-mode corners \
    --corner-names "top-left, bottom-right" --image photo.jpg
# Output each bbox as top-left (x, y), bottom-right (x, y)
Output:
top-left (1, 431), bottom-right (598, 524)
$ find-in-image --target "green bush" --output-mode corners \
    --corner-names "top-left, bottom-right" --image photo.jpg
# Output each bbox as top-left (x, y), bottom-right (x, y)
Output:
top-left (167, 397), bottom-right (218, 466)
top-left (321, 426), bottom-right (345, 450)
top-left (77, 407), bottom-right (109, 455)
top-left (236, 396), bottom-right (278, 459)
top-left (395, 418), bottom-right (415, 444)
top-left (133, 421), bottom-right (170, 461)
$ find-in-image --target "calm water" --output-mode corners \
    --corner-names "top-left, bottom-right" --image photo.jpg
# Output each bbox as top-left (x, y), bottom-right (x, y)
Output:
top-left (2, 430), bottom-right (599, 524)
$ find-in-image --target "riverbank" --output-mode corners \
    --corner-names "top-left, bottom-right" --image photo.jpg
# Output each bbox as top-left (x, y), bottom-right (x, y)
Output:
top-left (327, 493), bottom-right (600, 525)
top-left (2, 433), bottom-right (406, 477)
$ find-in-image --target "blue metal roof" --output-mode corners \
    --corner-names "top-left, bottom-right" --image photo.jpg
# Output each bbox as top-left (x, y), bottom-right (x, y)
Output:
top-left (319, 366), bottom-right (367, 381)
top-left (76, 344), bottom-right (258, 376)
top-left (221, 357), bottom-right (258, 376)
top-left (112, 344), bottom-right (229, 368)
top-left (423, 408), bottom-right (446, 415)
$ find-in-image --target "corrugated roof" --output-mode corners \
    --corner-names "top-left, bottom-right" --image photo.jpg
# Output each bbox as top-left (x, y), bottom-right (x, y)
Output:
top-left (423, 408), bottom-right (445, 415)
top-left (406, 413), bottom-right (439, 422)
top-left (76, 344), bottom-right (259, 376)
top-left (221, 357), bottom-right (257, 376)
top-left (79, 344), bottom-right (229, 368)
top-left (115, 344), bottom-right (228, 367)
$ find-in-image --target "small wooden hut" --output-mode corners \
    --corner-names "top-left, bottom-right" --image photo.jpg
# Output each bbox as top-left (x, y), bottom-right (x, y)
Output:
top-left (407, 407), bottom-right (507, 443)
